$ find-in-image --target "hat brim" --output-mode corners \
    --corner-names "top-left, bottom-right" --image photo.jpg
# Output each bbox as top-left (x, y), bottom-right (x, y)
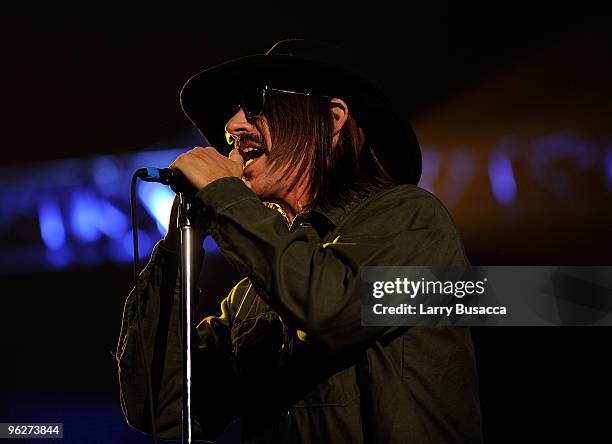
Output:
top-left (180, 53), bottom-right (422, 184)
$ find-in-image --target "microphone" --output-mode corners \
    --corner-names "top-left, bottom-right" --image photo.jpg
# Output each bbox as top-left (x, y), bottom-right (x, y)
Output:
top-left (136, 167), bottom-right (195, 194)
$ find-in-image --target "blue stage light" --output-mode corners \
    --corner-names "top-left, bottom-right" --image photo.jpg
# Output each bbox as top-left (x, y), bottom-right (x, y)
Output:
top-left (69, 190), bottom-right (103, 242)
top-left (122, 229), bottom-right (153, 260)
top-left (488, 152), bottom-right (517, 205)
top-left (3, 136), bottom-right (610, 272)
top-left (98, 201), bottom-right (128, 239)
top-left (38, 199), bottom-right (66, 250)
top-left (529, 132), bottom-right (597, 169)
top-left (46, 246), bottom-right (73, 268)
top-left (137, 181), bottom-right (175, 236)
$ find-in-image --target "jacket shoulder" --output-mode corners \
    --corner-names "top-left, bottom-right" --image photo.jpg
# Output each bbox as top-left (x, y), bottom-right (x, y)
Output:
top-left (373, 184), bottom-right (446, 209)
top-left (345, 184), bottom-right (455, 230)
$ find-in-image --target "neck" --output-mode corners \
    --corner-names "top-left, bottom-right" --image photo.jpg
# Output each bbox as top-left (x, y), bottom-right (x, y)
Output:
top-left (281, 200), bottom-right (304, 225)
top-left (269, 183), bottom-right (312, 226)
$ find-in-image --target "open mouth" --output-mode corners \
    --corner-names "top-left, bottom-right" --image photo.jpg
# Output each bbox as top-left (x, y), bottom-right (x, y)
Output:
top-left (241, 146), bottom-right (266, 164)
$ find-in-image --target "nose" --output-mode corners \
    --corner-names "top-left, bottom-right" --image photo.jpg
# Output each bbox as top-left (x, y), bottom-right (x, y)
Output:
top-left (225, 107), bottom-right (255, 138)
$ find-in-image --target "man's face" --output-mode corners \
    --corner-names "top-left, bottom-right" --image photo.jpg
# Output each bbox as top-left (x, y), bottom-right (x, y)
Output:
top-left (225, 108), bottom-right (301, 202)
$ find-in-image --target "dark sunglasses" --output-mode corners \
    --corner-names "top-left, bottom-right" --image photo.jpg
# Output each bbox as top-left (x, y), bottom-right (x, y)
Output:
top-left (237, 84), bottom-right (330, 118)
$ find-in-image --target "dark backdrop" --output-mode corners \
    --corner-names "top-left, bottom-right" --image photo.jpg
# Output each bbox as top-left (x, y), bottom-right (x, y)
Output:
top-left (1, 3), bottom-right (611, 442)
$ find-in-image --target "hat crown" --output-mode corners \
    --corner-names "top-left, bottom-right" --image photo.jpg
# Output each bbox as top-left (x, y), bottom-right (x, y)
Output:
top-left (265, 39), bottom-right (354, 69)
top-left (266, 39), bottom-right (330, 55)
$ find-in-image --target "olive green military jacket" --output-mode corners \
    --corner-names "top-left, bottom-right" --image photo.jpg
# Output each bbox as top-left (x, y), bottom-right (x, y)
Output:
top-left (116, 177), bottom-right (483, 443)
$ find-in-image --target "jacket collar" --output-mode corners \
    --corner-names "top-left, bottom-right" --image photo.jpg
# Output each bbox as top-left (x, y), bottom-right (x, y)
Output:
top-left (308, 203), bottom-right (346, 228)
top-left (264, 185), bottom-right (398, 231)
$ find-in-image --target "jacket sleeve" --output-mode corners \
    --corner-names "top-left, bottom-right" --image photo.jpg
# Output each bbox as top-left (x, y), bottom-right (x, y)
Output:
top-left (196, 177), bottom-right (468, 353)
top-left (115, 241), bottom-right (239, 441)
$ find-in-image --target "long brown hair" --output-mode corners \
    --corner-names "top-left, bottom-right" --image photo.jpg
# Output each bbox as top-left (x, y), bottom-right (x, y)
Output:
top-left (254, 90), bottom-right (396, 211)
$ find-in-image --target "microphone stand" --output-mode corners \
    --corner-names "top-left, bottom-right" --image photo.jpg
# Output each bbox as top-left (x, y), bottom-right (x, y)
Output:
top-left (178, 192), bottom-right (197, 444)
top-left (136, 167), bottom-right (201, 443)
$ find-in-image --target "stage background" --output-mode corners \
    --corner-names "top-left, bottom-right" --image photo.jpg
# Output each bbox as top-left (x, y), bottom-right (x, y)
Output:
top-left (1, 3), bottom-right (611, 442)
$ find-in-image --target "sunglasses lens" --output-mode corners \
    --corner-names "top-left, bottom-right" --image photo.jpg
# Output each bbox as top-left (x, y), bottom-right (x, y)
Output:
top-left (239, 87), bottom-right (265, 117)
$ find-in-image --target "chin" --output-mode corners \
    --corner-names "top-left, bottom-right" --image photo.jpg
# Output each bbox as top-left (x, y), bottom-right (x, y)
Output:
top-left (244, 179), bottom-right (264, 197)
top-left (243, 176), bottom-right (278, 201)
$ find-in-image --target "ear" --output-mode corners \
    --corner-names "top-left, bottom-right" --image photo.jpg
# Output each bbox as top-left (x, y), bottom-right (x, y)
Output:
top-left (329, 98), bottom-right (349, 140)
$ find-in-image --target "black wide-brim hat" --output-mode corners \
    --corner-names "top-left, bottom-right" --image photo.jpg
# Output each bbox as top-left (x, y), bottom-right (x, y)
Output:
top-left (180, 39), bottom-right (422, 185)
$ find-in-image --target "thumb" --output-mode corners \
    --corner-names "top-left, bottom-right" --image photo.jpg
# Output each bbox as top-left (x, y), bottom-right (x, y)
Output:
top-left (228, 148), bottom-right (244, 166)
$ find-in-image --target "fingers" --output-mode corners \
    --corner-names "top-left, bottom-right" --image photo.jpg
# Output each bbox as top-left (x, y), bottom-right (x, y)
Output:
top-left (189, 146), bottom-right (215, 160)
top-left (168, 146), bottom-right (243, 190)
top-left (170, 147), bottom-right (215, 168)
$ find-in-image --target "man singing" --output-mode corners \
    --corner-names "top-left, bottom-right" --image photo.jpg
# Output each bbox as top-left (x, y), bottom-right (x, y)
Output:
top-left (116, 39), bottom-right (483, 443)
